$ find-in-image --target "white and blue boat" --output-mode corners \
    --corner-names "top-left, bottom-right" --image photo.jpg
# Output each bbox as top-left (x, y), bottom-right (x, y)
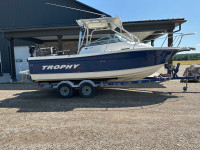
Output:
top-left (27, 17), bottom-right (186, 82)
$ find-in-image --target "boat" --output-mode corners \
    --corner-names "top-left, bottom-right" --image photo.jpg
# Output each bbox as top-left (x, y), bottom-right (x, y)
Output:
top-left (27, 17), bottom-right (189, 82)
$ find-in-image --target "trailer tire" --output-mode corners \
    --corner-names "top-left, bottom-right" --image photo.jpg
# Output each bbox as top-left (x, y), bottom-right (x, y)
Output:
top-left (79, 83), bottom-right (95, 98)
top-left (57, 83), bottom-right (74, 98)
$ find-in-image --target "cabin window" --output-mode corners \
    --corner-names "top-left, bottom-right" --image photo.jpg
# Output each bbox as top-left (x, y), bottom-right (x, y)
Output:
top-left (88, 34), bottom-right (129, 47)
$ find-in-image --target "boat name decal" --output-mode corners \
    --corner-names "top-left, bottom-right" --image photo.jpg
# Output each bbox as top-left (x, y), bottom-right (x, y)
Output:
top-left (42, 64), bottom-right (80, 70)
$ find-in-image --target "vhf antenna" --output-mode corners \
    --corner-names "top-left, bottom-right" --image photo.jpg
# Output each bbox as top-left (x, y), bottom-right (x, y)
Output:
top-left (46, 3), bottom-right (106, 18)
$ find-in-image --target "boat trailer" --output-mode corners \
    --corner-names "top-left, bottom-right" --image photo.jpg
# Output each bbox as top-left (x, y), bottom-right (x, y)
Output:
top-left (38, 64), bottom-right (200, 98)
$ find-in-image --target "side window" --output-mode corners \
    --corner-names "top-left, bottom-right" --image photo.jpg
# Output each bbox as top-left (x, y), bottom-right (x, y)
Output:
top-left (89, 40), bottom-right (108, 46)
top-left (89, 36), bottom-right (111, 46)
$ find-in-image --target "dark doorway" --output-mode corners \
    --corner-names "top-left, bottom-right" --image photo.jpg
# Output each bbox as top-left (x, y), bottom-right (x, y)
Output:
top-left (0, 51), bottom-right (2, 76)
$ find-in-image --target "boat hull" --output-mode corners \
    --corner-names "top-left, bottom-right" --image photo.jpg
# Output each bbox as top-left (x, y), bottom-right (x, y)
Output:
top-left (28, 48), bottom-right (179, 82)
top-left (30, 64), bottom-right (163, 82)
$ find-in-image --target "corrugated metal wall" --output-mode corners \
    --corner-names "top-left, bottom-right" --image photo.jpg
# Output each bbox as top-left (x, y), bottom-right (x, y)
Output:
top-left (0, 0), bottom-right (109, 30)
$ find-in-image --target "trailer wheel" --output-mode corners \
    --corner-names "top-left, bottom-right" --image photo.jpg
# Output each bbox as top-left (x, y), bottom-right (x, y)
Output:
top-left (57, 83), bottom-right (74, 98)
top-left (79, 83), bottom-right (95, 98)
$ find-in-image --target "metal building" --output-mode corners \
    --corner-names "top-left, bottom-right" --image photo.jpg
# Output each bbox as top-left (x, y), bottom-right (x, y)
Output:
top-left (0, 0), bottom-right (186, 82)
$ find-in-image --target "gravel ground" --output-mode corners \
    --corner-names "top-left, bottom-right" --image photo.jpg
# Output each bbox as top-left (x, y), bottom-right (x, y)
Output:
top-left (0, 65), bottom-right (200, 150)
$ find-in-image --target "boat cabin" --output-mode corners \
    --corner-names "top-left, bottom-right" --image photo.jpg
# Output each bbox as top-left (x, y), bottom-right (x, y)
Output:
top-left (80, 34), bottom-right (151, 54)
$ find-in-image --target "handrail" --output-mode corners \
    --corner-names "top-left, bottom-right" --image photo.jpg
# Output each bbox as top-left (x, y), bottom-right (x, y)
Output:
top-left (143, 33), bottom-right (195, 47)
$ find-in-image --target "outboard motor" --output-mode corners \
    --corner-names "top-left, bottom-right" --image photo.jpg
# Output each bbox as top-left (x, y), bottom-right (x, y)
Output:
top-left (29, 45), bottom-right (36, 57)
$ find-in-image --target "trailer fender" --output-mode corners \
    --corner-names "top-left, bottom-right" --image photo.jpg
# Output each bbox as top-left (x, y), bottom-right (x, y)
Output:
top-left (78, 80), bottom-right (97, 87)
top-left (55, 81), bottom-right (75, 88)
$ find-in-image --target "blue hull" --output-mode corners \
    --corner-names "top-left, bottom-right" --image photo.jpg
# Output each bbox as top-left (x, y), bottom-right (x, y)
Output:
top-left (28, 49), bottom-right (179, 81)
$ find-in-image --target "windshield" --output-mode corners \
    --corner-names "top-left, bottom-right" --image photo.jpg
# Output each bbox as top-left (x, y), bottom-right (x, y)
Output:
top-left (88, 34), bottom-right (130, 46)
top-left (114, 34), bottom-right (127, 42)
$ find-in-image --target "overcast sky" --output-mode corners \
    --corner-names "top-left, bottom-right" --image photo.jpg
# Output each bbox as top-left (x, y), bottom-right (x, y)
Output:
top-left (79, 0), bottom-right (200, 53)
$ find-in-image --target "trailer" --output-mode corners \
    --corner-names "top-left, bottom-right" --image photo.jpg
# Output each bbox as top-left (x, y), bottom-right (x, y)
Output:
top-left (24, 63), bottom-right (199, 98)
top-left (38, 75), bottom-right (200, 98)
top-left (37, 64), bottom-right (199, 98)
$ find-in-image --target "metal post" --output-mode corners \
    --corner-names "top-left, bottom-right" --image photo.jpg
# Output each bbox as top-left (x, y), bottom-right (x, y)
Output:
top-left (167, 30), bottom-right (173, 76)
top-left (57, 35), bottom-right (63, 52)
top-left (78, 23), bottom-right (83, 53)
top-left (0, 50), bottom-right (2, 76)
top-left (86, 28), bottom-right (89, 45)
top-left (151, 40), bottom-right (154, 47)
top-left (9, 38), bottom-right (17, 82)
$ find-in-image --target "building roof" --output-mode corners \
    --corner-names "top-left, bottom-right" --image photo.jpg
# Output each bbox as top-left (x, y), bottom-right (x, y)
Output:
top-left (2, 18), bottom-right (186, 44)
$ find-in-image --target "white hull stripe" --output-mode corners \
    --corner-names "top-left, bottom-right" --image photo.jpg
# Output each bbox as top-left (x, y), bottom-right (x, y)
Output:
top-left (31, 64), bottom-right (163, 81)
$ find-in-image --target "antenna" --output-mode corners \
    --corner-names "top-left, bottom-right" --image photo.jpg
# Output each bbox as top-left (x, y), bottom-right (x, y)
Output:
top-left (46, 3), bottom-right (106, 18)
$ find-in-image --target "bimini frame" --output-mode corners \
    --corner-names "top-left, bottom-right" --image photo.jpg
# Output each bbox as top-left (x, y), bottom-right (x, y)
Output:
top-left (76, 17), bottom-right (140, 53)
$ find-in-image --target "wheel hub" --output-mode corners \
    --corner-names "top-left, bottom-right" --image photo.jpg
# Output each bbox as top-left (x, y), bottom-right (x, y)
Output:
top-left (60, 86), bottom-right (69, 96)
top-left (82, 86), bottom-right (91, 96)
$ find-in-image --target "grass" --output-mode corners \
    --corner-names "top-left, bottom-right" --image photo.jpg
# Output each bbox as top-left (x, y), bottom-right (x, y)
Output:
top-left (173, 60), bottom-right (200, 65)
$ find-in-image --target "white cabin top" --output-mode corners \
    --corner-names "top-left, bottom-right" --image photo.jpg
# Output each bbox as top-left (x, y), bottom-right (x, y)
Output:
top-left (76, 16), bottom-right (140, 53)
top-left (76, 17), bottom-right (122, 30)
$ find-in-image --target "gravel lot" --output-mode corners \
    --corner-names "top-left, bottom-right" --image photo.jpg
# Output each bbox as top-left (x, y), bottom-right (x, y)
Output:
top-left (0, 65), bottom-right (200, 150)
